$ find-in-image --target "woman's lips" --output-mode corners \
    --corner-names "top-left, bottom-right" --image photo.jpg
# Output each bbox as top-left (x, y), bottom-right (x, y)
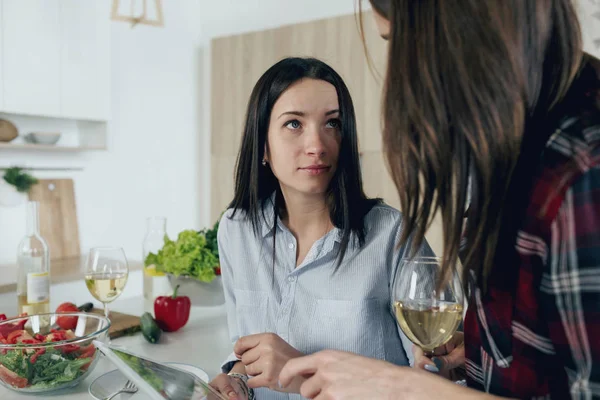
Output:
top-left (299, 165), bottom-right (331, 175)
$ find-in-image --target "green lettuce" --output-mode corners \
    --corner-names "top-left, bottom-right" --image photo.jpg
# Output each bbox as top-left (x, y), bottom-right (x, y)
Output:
top-left (0, 348), bottom-right (91, 389)
top-left (145, 229), bottom-right (219, 283)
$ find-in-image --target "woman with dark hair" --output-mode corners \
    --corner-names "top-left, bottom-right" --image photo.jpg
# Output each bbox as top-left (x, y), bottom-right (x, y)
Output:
top-left (280, 1), bottom-right (600, 399)
top-left (209, 57), bottom-right (433, 399)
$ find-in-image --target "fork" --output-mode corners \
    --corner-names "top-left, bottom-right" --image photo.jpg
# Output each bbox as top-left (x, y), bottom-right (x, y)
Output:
top-left (104, 380), bottom-right (138, 400)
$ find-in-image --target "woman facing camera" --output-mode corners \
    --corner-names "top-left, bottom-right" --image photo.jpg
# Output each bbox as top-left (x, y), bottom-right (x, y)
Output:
top-left (209, 57), bottom-right (432, 400)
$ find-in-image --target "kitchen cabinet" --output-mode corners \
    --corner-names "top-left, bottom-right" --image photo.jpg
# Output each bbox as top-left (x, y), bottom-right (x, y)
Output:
top-left (1, 0), bottom-right (110, 121)
top-left (2, 0), bottom-right (61, 117)
top-left (60, 0), bottom-right (111, 121)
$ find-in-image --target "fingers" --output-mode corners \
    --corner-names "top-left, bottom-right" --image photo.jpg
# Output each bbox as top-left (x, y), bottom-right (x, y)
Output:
top-left (209, 374), bottom-right (240, 400)
top-left (240, 346), bottom-right (261, 366)
top-left (433, 342), bottom-right (465, 370)
top-left (279, 354), bottom-right (320, 388)
top-left (298, 373), bottom-right (325, 399)
top-left (415, 356), bottom-right (437, 371)
top-left (234, 334), bottom-right (262, 357)
top-left (247, 374), bottom-right (272, 390)
top-left (412, 344), bottom-right (436, 371)
top-left (245, 359), bottom-right (277, 389)
top-left (412, 344), bottom-right (424, 360)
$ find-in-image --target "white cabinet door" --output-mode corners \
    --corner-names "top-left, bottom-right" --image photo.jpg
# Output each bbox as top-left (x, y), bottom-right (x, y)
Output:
top-left (2, 0), bottom-right (61, 117)
top-left (60, 0), bottom-right (111, 121)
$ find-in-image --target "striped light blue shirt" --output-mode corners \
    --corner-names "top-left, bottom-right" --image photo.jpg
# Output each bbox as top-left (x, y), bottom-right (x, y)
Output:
top-left (217, 199), bottom-right (434, 400)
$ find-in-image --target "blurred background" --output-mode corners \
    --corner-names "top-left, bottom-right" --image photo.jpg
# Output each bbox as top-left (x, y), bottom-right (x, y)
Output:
top-left (0, 0), bottom-right (597, 268)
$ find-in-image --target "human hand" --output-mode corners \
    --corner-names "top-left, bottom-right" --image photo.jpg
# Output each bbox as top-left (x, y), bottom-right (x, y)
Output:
top-left (234, 333), bottom-right (304, 392)
top-left (413, 332), bottom-right (465, 380)
top-left (280, 349), bottom-right (486, 400)
top-left (209, 373), bottom-right (249, 400)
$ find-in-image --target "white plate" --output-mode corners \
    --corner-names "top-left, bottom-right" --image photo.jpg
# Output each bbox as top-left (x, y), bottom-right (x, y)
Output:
top-left (88, 362), bottom-right (210, 399)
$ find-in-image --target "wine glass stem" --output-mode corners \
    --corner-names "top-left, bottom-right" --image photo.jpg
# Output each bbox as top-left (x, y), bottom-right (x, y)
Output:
top-left (103, 302), bottom-right (110, 319)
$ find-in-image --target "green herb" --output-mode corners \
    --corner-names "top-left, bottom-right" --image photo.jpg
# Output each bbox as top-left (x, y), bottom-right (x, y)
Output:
top-left (0, 347), bottom-right (91, 389)
top-left (2, 167), bottom-right (38, 193)
top-left (146, 230), bottom-right (218, 282)
top-left (29, 351), bottom-right (90, 387)
top-left (0, 349), bottom-right (28, 377)
top-left (145, 216), bottom-right (222, 283)
top-left (199, 218), bottom-right (219, 258)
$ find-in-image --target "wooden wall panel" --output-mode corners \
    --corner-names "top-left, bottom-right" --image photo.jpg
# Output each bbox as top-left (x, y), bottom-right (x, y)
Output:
top-left (211, 155), bottom-right (237, 222)
top-left (209, 11), bottom-right (443, 255)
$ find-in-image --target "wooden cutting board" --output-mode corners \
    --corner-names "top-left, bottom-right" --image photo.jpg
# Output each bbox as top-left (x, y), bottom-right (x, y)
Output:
top-left (89, 308), bottom-right (142, 339)
top-left (28, 179), bottom-right (80, 265)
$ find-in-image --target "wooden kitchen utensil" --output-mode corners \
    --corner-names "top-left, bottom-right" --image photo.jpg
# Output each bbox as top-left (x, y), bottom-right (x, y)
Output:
top-left (0, 119), bottom-right (18, 142)
top-left (90, 308), bottom-right (142, 339)
top-left (28, 179), bottom-right (81, 265)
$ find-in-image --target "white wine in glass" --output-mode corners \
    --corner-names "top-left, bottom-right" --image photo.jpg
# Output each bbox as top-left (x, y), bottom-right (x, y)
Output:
top-left (85, 247), bottom-right (129, 318)
top-left (393, 256), bottom-right (463, 353)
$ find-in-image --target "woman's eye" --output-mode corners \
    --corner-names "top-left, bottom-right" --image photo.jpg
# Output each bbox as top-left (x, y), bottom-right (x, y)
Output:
top-left (285, 120), bottom-right (301, 130)
top-left (326, 119), bottom-right (341, 129)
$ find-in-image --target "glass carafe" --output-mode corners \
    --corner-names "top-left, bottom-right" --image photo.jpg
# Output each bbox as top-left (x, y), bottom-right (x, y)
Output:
top-left (142, 217), bottom-right (171, 305)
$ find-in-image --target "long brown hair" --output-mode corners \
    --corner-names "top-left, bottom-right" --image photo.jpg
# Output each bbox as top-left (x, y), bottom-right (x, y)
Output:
top-left (365, 0), bottom-right (583, 291)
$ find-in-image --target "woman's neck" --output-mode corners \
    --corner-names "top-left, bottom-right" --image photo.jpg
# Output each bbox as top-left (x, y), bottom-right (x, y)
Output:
top-left (279, 190), bottom-right (333, 242)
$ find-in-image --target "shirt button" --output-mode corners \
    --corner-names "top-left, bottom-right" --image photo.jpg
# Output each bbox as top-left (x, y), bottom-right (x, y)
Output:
top-left (288, 276), bottom-right (296, 283)
top-left (288, 243), bottom-right (295, 250)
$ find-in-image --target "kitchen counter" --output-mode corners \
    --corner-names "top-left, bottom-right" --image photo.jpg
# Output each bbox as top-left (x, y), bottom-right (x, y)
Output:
top-left (0, 272), bottom-right (233, 399)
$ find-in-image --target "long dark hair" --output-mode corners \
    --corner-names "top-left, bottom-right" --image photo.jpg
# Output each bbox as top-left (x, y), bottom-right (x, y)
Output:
top-left (365, 0), bottom-right (582, 291)
top-left (229, 57), bottom-right (379, 266)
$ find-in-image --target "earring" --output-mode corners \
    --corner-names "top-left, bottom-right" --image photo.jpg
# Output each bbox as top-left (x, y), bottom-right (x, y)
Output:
top-left (262, 159), bottom-right (268, 166)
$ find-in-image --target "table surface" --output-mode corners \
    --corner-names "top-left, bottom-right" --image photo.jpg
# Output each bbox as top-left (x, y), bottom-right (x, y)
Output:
top-left (0, 297), bottom-right (232, 399)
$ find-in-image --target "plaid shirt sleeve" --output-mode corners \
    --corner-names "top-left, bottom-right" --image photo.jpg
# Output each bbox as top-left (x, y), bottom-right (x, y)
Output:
top-left (540, 160), bottom-right (600, 398)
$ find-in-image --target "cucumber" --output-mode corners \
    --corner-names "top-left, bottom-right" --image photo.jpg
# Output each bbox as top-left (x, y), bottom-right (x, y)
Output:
top-left (140, 312), bottom-right (162, 344)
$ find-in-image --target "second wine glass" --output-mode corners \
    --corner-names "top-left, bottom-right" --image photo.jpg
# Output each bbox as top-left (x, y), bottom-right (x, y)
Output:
top-left (393, 256), bottom-right (463, 354)
top-left (84, 247), bottom-right (129, 318)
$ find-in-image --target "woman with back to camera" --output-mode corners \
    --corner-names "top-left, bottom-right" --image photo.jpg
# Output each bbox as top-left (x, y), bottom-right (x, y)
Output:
top-left (279, 1), bottom-right (600, 398)
top-left (209, 57), bottom-right (433, 400)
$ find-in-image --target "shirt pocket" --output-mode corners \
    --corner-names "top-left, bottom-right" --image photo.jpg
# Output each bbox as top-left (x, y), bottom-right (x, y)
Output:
top-left (234, 289), bottom-right (269, 337)
top-left (309, 298), bottom-right (385, 359)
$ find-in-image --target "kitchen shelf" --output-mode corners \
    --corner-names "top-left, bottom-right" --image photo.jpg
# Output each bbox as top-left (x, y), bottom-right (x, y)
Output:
top-left (0, 143), bottom-right (106, 151)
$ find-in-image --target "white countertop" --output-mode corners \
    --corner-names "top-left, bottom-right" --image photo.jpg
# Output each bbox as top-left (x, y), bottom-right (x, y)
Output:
top-left (0, 272), bottom-right (233, 399)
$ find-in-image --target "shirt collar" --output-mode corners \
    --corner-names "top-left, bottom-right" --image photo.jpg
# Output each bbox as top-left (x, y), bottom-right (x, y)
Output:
top-left (259, 193), bottom-right (355, 251)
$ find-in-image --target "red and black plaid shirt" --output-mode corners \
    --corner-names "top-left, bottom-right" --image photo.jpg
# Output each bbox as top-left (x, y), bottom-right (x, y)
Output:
top-left (464, 57), bottom-right (600, 399)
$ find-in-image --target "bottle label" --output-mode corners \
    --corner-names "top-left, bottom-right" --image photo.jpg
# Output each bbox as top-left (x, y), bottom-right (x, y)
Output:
top-left (27, 272), bottom-right (49, 304)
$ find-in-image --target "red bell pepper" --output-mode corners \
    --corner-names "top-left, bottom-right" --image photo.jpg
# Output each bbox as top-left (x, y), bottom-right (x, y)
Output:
top-left (0, 316), bottom-right (27, 339)
top-left (30, 348), bottom-right (46, 364)
top-left (154, 285), bottom-right (191, 332)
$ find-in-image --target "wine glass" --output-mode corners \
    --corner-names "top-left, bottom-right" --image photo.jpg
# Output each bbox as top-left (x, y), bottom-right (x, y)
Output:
top-left (84, 247), bottom-right (129, 318)
top-left (392, 256), bottom-right (463, 355)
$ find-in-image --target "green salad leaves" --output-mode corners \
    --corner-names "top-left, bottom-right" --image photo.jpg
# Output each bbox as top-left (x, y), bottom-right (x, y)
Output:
top-left (145, 219), bottom-right (220, 283)
top-left (0, 347), bottom-right (91, 389)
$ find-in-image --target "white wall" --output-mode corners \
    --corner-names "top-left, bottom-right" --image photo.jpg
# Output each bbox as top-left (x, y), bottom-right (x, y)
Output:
top-left (0, 0), bottom-right (363, 266)
top-left (198, 0), bottom-right (360, 41)
top-left (579, 0), bottom-right (600, 58)
top-left (0, 0), bottom-right (206, 264)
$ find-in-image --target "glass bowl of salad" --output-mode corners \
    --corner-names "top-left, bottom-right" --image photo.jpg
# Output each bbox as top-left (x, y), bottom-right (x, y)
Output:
top-left (0, 312), bottom-right (110, 393)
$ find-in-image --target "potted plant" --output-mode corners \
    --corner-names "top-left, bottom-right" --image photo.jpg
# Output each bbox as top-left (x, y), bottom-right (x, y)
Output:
top-left (144, 219), bottom-right (224, 306)
top-left (0, 167), bottom-right (38, 207)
